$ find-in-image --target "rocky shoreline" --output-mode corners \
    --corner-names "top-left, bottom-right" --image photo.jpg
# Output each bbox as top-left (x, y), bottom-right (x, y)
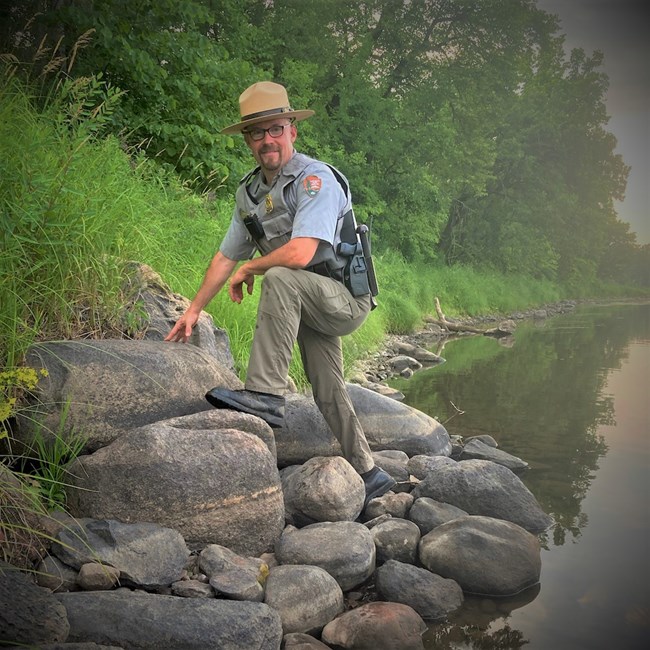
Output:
top-left (351, 299), bottom-right (579, 388)
top-left (1, 272), bottom-right (562, 650)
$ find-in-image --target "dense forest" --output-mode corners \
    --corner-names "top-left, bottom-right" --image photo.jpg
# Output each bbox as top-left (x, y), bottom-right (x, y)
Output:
top-left (1, 0), bottom-right (647, 290)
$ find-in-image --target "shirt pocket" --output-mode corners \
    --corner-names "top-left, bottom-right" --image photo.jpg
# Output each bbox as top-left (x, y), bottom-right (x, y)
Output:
top-left (261, 210), bottom-right (293, 243)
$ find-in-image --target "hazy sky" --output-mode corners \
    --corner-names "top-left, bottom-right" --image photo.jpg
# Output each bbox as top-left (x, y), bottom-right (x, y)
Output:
top-left (535, 0), bottom-right (649, 244)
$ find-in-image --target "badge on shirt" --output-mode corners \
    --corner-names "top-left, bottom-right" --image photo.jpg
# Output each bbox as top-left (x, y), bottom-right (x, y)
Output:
top-left (265, 194), bottom-right (273, 213)
top-left (303, 175), bottom-right (322, 197)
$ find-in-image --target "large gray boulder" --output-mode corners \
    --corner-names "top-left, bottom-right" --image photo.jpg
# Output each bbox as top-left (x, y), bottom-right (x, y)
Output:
top-left (281, 456), bottom-right (365, 525)
top-left (459, 438), bottom-right (529, 472)
top-left (264, 565), bottom-right (344, 635)
top-left (364, 491), bottom-right (414, 521)
top-left (371, 518), bottom-right (421, 566)
top-left (418, 516), bottom-right (542, 596)
top-left (65, 424), bottom-right (284, 555)
top-left (35, 555), bottom-right (79, 593)
top-left (347, 384), bottom-right (450, 457)
top-left (18, 340), bottom-right (243, 452)
top-left (23, 641), bottom-right (122, 650)
top-left (276, 384), bottom-right (451, 466)
top-left (406, 454), bottom-right (456, 480)
top-left (372, 450), bottom-right (410, 481)
top-left (408, 497), bottom-right (468, 535)
top-left (127, 262), bottom-right (235, 371)
top-left (155, 409), bottom-right (277, 461)
top-left (50, 519), bottom-right (189, 589)
top-left (0, 563), bottom-right (70, 646)
top-left (283, 633), bottom-right (331, 649)
top-left (56, 590), bottom-right (283, 649)
top-left (200, 544), bottom-right (268, 602)
top-left (413, 459), bottom-right (553, 533)
top-left (276, 522), bottom-right (376, 592)
top-left (321, 601), bottom-right (426, 650)
top-left (375, 560), bottom-right (464, 621)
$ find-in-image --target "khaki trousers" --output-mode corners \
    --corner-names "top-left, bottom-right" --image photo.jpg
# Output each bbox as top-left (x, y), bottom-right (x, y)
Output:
top-left (245, 266), bottom-right (374, 473)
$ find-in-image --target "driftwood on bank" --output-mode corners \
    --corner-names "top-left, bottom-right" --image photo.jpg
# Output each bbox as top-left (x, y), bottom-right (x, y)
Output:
top-left (424, 298), bottom-right (486, 334)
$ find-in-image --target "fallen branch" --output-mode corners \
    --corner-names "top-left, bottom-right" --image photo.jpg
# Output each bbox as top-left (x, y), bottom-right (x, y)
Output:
top-left (442, 400), bottom-right (466, 425)
top-left (424, 318), bottom-right (485, 334)
top-left (426, 298), bottom-right (486, 333)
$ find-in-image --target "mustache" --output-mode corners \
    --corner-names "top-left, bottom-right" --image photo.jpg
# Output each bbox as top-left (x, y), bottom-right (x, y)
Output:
top-left (259, 145), bottom-right (280, 154)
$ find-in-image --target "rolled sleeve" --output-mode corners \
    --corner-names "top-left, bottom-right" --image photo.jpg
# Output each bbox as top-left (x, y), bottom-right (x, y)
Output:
top-left (290, 163), bottom-right (349, 245)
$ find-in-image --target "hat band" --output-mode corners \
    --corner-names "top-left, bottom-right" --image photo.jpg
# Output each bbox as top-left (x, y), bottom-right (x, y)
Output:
top-left (240, 106), bottom-right (293, 122)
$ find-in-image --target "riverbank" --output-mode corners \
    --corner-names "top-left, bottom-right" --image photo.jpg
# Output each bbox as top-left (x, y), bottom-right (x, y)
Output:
top-left (352, 299), bottom-right (581, 386)
top-left (2, 317), bottom-right (552, 650)
top-left (354, 296), bottom-right (650, 387)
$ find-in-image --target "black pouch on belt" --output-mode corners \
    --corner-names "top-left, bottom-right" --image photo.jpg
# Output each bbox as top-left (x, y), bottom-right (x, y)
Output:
top-left (342, 248), bottom-right (372, 298)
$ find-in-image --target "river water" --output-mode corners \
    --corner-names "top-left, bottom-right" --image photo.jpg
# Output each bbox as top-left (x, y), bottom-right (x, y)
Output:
top-left (388, 302), bottom-right (649, 650)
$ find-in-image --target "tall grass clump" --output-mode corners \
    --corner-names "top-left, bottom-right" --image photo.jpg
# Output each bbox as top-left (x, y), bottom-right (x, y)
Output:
top-left (0, 57), bottom-right (258, 382)
top-left (1, 367), bottom-right (88, 570)
top-left (0, 60), bottom-right (237, 368)
top-left (0, 67), bottom-right (127, 366)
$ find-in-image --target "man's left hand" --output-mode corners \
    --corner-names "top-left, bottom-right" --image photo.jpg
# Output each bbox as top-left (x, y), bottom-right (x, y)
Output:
top-left (229, 264), bottom-right (255, 303)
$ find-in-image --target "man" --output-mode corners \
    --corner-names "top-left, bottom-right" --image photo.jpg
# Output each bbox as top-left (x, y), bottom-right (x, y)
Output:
top-left (165, 81), bottom-right (395, 506)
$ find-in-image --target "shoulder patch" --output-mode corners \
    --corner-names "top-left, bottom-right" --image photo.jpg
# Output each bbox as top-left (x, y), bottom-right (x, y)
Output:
top-left (303, 174), bottom-right (322, 197)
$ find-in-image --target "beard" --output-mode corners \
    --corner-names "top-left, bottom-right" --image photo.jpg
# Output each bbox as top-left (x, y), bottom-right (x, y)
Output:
top-left (259, 146), bottom-right (282, 171)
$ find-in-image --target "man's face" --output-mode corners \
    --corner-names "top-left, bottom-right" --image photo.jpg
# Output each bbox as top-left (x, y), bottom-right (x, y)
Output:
top-left (243, 118), bottom-right (297, 180)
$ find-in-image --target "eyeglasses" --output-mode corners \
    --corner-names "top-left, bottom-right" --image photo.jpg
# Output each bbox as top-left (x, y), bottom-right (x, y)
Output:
top-left (243, 123), bottom-right (292, 141)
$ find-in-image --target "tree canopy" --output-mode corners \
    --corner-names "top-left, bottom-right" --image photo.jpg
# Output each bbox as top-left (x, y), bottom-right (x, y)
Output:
top-left (2, 0), bottom-right (644, 287)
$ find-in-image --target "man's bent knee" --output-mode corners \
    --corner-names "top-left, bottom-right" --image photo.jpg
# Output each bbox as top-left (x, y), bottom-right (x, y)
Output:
top-left (263, 266), bottom-right (293, 283)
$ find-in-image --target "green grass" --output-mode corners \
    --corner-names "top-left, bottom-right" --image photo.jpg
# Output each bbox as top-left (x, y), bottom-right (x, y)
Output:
top-left (0, 69), bottom-right (573, 389)
top-left (16, 399), bottom-right (87, 510)
top-left (0, 66), bottom-right (639, 389)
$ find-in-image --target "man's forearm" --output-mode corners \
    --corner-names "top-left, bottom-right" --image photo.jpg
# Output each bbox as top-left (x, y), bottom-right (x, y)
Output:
top-left (189, 251), bottom-right (238, 312)
top-left (243, 237), bottom-right (319, 275)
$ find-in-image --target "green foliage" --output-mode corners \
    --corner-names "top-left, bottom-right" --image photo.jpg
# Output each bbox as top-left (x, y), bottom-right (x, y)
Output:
top-left (0, 70), bottom-right (131, 364)
top-left (5, 0), bottom-right (643, 288)
top-left (368, 248), bottom-right (563, 335)
top-left (18, 402), bottom-right (87, 511)
top-left (441, 33), bottom-right (632, 285)
top-left (1, 0), bottom-right (645, 379)
top-left (0, 365), bottom-right (82, 568)
top-left (0, 67), bottom-right (234, 367)
top-left (0, 462), bottom-right (50, 569)
top-left (49, 0), bottom-right (266, 194)
top-left (1, 367), bottom-right (83, 512)
top-left (0, 367), bottom-right (47, 428)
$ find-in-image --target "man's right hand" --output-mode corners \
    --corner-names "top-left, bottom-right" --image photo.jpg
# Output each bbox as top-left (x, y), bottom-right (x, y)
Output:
top-left (164, 311), bottom-right (200, 343)
top-left (163, 251), bottom-right (238, 343)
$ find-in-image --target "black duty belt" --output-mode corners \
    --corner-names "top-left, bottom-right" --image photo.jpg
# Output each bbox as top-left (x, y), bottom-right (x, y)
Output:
top-left (305, 261), bottom-right (344, 283)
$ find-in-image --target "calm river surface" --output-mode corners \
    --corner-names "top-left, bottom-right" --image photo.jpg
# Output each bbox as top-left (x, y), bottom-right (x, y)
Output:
top-left (388, 302), bottom-right (649, 650)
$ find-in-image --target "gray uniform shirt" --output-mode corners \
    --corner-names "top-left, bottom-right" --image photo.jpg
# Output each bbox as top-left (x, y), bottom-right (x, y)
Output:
top-left (219, 151), bottom-right (352, 261)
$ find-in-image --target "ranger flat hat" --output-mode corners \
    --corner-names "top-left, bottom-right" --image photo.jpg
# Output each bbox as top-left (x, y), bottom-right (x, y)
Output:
top-left (221, 81), bottom-right (315, 135)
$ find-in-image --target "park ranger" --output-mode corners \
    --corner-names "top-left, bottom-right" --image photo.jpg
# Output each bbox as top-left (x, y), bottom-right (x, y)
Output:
top-left (165, 81), bottom-right (395, 505)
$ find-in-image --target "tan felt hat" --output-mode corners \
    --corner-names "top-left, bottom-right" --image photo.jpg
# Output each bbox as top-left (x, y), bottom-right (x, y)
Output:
top-left (221, 81), bottom-right (315, 135)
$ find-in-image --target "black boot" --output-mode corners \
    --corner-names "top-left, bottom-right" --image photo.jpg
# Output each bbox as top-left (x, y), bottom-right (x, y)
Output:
top-left (361, 466), bottom-right (396, 507)
top-left (205, 388), bottom-right (285, 428)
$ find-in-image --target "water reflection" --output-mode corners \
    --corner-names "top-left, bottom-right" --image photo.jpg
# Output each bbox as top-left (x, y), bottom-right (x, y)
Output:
top-left (390, 304), bottom-right (647, 545)
top-left (421, 586), bottom-right (540, 649)
top-left (388, 303), bottom-right (650, 649)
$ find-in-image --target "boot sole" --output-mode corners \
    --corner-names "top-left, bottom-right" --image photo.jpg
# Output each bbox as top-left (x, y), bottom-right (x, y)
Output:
top-left (205, 390), bottom-right (284, 428)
